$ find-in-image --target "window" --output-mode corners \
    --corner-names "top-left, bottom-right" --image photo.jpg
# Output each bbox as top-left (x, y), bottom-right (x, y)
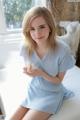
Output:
top-left (3, 0), bottom-right (34, 30)
top-left (0, 0), bottom-right (46, 35)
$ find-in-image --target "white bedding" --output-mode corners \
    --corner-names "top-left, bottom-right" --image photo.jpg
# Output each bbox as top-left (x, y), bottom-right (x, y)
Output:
top-left (0, 54), bottom-right (80, 120)
top-left (49, 66), bottom-right (80, 120)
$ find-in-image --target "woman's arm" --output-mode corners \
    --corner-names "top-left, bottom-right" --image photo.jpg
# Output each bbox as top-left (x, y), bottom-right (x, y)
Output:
top-left (41, 71), bottom-right (65, 84)
top-left (23, 66), bottom-right (65, 84)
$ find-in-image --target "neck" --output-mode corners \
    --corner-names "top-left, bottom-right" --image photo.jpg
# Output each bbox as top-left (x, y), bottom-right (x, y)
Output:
top-left (37, 44), bottom-right (48, 52)
top-left (37, 41), bottom-right (48, 50)
top-left (35, 43), bottom-right (49, 59)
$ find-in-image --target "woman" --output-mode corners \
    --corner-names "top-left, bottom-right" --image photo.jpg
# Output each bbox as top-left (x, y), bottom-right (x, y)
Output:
top-left (10, 6), bottom-right (75, 120)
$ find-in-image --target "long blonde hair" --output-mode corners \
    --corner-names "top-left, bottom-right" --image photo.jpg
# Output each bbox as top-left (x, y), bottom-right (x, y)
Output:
top-left (22, 6), bottom-right (57, 55)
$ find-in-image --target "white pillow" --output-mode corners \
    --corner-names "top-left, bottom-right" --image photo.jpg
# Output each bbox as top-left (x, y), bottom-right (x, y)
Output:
top-left (57, 21), bottom-right (80, 58)
top-left (49, 66), bottom-right (80, 120)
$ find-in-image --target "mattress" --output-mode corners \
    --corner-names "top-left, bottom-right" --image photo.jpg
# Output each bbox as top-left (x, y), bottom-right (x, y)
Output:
top-left (49, 66), bottom-right (80, 120)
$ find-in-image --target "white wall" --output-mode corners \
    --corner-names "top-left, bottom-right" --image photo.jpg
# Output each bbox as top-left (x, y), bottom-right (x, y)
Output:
top-left (0, 36), bottom-right (21, 68)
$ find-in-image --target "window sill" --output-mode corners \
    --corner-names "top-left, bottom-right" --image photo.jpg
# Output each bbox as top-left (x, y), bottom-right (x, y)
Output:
top-left (0, 29), bottom-right (22, 44)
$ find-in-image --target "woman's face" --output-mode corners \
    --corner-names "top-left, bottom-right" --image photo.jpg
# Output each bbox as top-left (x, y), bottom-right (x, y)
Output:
top-left (29, 16), bottom-right (50, 45)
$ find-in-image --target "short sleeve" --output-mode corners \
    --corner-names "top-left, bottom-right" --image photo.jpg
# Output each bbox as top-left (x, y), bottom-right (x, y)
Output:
top-left (20, 45), bottom-right (30, 65)
top-left (58, 47), bottom-right (76, 73)
top-left (20, 45), bottom-right (27, 57)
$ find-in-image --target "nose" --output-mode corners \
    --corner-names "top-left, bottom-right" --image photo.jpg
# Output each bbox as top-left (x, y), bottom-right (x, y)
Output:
top-left (36, 28), bottom-right (41, 33)
top-left (35, 28), bottom-right (41, 37)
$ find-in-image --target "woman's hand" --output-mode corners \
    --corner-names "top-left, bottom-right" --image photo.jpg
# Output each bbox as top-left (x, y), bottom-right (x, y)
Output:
top-left (23, 65), bottom-right (65, 84)
top-left (23, 65), bottom-right (44, 77)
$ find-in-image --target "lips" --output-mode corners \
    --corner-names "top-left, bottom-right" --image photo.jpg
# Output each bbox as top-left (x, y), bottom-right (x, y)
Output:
top-left (36, 36), bottom-right (44, 39)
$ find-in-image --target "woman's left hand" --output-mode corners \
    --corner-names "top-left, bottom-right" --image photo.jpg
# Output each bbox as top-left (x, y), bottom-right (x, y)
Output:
top-left (23, 66), bottom-right (44, 77)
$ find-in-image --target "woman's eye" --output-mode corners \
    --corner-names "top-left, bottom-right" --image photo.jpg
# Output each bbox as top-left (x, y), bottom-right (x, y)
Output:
top-left (30, 28), bottom-right (35, 31)
top-left (30, 25), bottom-right (46, 32)
top-left (40, 25), bottom-right (45, 29)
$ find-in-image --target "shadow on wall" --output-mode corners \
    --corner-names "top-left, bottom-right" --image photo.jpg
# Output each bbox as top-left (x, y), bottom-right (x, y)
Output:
top-left (0, 40), bottom-right (20, 69)
top-left (0, 44), bottom-right (10, 69)
top-left (0, 43), bottom-right (10, 82)
top-left (0, 38), bottom-right (20, 81)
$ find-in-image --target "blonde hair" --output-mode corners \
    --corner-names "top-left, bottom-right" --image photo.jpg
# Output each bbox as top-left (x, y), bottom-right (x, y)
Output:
top-left (22, 6), bottom-right (57, 55)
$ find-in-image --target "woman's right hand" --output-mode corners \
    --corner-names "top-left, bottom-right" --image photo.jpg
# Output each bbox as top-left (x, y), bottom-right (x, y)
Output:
top-left (23, 64), bottom-right (32, 74)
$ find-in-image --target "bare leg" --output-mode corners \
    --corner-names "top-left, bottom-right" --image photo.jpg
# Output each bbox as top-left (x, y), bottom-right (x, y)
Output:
top-left (10, 106), bottom-right (29, 120)
top-left (22, 109), bottom-right (51, 120)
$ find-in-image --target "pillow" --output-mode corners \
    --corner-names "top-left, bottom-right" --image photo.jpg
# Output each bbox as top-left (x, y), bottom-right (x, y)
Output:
top-left (57, 21), bottom-right (80, 58)
top-left (48, 66), bottom-right (80, 120)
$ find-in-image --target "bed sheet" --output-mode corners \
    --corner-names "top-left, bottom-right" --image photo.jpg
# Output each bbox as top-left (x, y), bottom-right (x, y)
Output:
top-left (49, 66), bottom-right (80, 120)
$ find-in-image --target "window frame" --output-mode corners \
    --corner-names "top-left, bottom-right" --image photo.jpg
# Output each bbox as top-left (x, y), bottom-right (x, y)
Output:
top-left (0, 0), bottom-right (46, 36)
top-left (0, 0), bottom-right (7, 34)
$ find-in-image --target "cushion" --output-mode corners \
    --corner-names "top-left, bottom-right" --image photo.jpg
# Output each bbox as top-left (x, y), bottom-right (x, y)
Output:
top-left (57, 21), bottom-right (80, 58)
top-left (49, 66), bottom-right (80, 120)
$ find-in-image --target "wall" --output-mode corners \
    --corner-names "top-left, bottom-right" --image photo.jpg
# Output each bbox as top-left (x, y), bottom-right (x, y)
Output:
top-left (46, 0), bottom-right (80, 22)
top-left (0, 34), bottom-right (21, 68)
top-left (46, 0), bottom-right (80, 67)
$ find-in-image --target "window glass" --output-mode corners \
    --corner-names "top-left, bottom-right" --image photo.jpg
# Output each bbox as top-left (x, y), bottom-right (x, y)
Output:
top-left (3, 0), bottom-right (34, 29)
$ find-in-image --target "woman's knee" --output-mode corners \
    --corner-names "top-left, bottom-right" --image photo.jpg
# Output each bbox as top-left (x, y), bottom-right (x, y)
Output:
top-left (10, 106), bottom-right (28, 120)
top-left (22, 109), bottom-right (51, 120)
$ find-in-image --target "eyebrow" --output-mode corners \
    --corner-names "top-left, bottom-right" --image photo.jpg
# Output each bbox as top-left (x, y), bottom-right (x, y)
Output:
top-left (31, 24), bottom-right (47, 28)
top-left (38, 24), bottom-right (47, 26)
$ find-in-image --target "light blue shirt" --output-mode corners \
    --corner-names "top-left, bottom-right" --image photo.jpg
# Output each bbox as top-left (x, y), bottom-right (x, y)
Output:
top-left (20, 40), bottom-right (75, 92)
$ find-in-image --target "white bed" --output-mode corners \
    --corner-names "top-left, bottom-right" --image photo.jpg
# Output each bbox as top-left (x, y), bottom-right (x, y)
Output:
top-left (49, 65), bottom-right (80, 120)
top-left (0, 52), bottom-right (80, 120)
top-left (48, 21), bottom-right (80, 120)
